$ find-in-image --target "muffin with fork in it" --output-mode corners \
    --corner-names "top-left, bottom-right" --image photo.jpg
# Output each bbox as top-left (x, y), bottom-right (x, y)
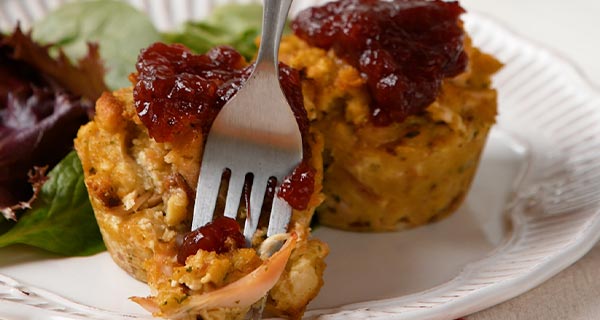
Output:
top-left (75, 42), bottom-right (328, 319)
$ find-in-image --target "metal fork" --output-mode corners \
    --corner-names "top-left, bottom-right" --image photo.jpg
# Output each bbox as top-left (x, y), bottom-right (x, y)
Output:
top-left (192, 0), bottom-right (300, 244)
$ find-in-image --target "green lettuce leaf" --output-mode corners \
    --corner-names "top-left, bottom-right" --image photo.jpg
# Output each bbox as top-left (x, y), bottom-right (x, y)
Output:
top-left (162, 3), bottom-right (288, 60)
top-left (0, 152), bottom-right (105, 256)
top-left (0, 219), bottom-right (13, 235)
top-left (32, 0), bottom-right (161, 89)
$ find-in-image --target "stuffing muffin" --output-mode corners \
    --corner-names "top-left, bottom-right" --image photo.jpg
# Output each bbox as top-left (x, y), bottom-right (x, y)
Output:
top-left (75, 46), bottom-right (328, 319)
top-left (280, 0), bottom-right (502, 231)
top-left (75, 88), bottom-right (328, 319)
top-left (279, 36), bottom-right (501, 231)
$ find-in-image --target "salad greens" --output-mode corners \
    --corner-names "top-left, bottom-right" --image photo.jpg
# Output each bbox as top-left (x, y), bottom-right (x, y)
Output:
top-left (0, 27), bottom-right (104, 221)
top-left (0, 152), bottom-right (105, 256)
top-left (162, 3), bottom-right (276, 60)
top-left (31, 1), bottom-right (269, 89)
top-left (1, 1), bottom-right (268, 256)
top-left (32, 0), bottom-right (161, 89)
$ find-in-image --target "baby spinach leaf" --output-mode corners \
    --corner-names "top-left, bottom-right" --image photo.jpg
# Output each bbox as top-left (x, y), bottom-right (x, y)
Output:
top-left (0, 152), bottom-right (105, 256)
top-left (162, 3), bottom-right (288, 60)
top-left (32, 0), bottom-right (161, 89)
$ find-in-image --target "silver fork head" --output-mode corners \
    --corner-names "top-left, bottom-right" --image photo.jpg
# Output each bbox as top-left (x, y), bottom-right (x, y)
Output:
top-left (191, 0), bottom-right (300, 245)
top-left (192, 114), bottom-right (301, 244)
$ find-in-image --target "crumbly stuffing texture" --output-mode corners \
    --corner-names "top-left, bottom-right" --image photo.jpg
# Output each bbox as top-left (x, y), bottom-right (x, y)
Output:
top-left (75, 85), bottom-right (328, 319)
top-left (143, 248), bottom-right (263, 320)
top-left (278, 35), bottom-right (501, 231)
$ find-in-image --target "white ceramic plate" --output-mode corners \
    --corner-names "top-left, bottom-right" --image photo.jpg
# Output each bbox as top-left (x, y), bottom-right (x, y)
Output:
top-left (2, 1), bottom-right (600, 319)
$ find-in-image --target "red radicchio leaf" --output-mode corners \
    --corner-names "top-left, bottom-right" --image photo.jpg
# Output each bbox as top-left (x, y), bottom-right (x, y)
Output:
top-left (0, 26), bottom-right (108, 219)
top-left (1, 166), bottom-right (48, 221)
top-left (3, 26), bottom-right (108, 101)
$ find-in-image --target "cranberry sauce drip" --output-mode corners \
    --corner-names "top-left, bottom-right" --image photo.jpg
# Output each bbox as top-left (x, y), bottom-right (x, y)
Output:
top-left (292, 0), bottom-right (468, 126)
top-left (177, 217), bottom-right (245, 264)
top-left (277, 161), bottom-right (316, 210)
top-left (275, 66), bottom-right (316, 210)
top-left (134, 43), bottom-right (315, 210)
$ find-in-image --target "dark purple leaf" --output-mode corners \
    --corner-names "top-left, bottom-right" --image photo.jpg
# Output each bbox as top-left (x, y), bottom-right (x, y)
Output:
top-left (0, 26), bottom-right (107, 217)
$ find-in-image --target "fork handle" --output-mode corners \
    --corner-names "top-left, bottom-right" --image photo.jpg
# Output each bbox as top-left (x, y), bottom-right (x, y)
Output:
top-left (254, 0), bottom-right (293, 72)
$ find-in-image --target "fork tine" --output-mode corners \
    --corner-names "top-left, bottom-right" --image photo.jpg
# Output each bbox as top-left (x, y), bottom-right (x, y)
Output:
top-left (223, 171), bottom-right (245, 220)
top-left (243, 175), bottom-right (269, 243)
top-left (191, 166), bottom-right (223, 230)
top-left (267, 195), bottom-right (292, 237)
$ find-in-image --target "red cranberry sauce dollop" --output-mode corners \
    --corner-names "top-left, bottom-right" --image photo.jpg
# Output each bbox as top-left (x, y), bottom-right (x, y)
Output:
top-left (133, 43), bottom-right (315, 210)
top-left (177, 217), bottom-right (246, 264)
top-left (133, 43), bottom-right (249, 142)
top-left (292, 0), bottom-right (468, 126)
top-left (133, 43), bottom-right (310, 145)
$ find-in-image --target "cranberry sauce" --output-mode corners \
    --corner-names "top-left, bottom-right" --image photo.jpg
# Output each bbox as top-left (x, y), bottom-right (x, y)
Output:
top-left (177, 217), bottom-right (245, 264)
top-left (133, 43), bottom-right (249, 142)
top-left (277, 161), bottom-right (316, 211)
top-left (133, 43), bottom-right (315, 210)
top-left (292, 0), bottom-right (468, 126)
top-left (274, 66), bottom-right (315, 210)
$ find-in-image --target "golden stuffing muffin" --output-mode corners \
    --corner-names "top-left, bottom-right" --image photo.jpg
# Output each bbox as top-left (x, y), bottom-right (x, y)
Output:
top-left (75, 83), bottom-right (328, 319)
top-left (277, 0), bottom-right (502, 232)
top-left (279, 35), bottom-right (501, 231)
